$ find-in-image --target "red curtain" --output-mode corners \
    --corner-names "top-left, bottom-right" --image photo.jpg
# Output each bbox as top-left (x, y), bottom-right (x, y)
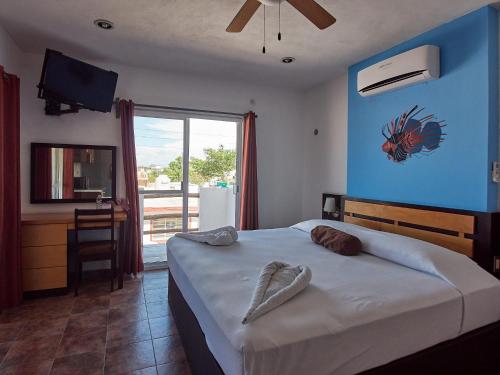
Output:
top-left (119, 100), bottom-right (143, 275)
top-left (239, 112), bottom-right (259, 230)
top-left (33, 147), bottom-right (52, 200)
top-left (0, 66), bottom-right (22, 309)
top-left (62, 148), bottom-right (74, 199)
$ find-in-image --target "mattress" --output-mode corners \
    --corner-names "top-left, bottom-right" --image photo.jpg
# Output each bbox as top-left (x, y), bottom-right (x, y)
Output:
top-left (167, 220), bottom-right (500, 375)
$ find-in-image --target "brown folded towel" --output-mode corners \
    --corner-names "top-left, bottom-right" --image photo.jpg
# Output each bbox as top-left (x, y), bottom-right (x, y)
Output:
top-left (311, 225), bottom-right (362, 256)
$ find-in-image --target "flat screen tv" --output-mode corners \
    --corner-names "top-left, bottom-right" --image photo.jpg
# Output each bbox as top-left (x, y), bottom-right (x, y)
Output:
top-left (37, 49), bottom-right (118, 115)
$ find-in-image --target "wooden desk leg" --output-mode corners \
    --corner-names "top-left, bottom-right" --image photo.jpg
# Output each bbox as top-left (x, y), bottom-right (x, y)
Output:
top-left (118, 222), bottom-right (124, 289)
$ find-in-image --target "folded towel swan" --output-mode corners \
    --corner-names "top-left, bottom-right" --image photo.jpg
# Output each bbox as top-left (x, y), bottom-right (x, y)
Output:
top-left (242, 261), bottom-right (312, 324)
top-left (175, 226), bottom-right (238, 246)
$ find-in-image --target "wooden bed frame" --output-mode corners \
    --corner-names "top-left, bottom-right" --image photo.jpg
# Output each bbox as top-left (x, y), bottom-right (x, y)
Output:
top-left (342, 197), bottom-right (500, 275)
top-left (168, 197), bottom-right (500, 375)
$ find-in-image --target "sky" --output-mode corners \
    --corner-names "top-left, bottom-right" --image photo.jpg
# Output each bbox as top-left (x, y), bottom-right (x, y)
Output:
top-left (134, 116), bottom-right (238, 168)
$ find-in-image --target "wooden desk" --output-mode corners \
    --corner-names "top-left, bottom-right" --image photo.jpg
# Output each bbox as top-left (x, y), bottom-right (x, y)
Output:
top-left (21, 209), bottom-right (127, 293)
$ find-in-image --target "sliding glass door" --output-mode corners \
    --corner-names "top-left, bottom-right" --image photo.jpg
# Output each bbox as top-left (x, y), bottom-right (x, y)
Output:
top-left (134, 111), bottom-right (241, 266)
top-left (188, 117), bottom-right (240, 232)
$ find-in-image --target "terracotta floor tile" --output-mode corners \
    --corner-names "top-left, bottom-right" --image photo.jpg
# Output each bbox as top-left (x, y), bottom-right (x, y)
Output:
top-left (132, 366), bottom-right (157, 374)
top-left (0, 322), bottom-right (22, 343)
top-left (78, 283), bottom-right (113, 298)
top-left (149, 317), bottom-right (177, 339)
top-left (106, 319), bottom-right (151, 348)
top-left (2, 334), bottom-right (61, 366)
top-left (110, 292), bottom-right (145, 307)
top-left (144, 289), bottom-right (167, 304)
top-left (25, 295), bottom-right (74, 307)
top-left (152, 336), bottom-right (185, 365)
top-left (37, 306), bottom-right (74, 321)
top-left (112, 285), bottom-right (144, 299)
top-left (17, 317), bottom-right (68, 340)
top-left (56, 327), bottom-right (106, 358)
top-left (27, 297), bottom-right (75, 321)
top-left (112, 283), bottom-right (144, 297)
top-left (0, 358), bottom-right (54, 375)
top-left (72, 296), bottom-right (110, 314)
top-left (0, 271), bottom-right (188, 375)
top-left (146, 301), bottom-right (171, 319)
top-left (0, 341), bottom-right (14, 362)
top-left (104, 340), bottom-right (156, 374)
top-left (123, 278), bottom-right (143, 289)
top-left (65, 310), bottom-right (108, 336)
top-left (0, 305), bottom-right (39, 323)
top-left (109, 303), bottom-right (148, 327)
top-left (156, 361), bottom-right (191, 375)
top-left (111, 288), bottom-right (145, 302)
top-left (51, 351), bottom-right (104, 375)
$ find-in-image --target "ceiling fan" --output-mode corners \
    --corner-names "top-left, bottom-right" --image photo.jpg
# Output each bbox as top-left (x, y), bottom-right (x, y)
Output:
top-left (226, 0), bottom-right (336, 33)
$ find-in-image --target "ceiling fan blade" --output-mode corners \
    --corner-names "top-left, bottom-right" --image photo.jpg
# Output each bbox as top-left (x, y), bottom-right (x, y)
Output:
top-left (226, 0), bottom-right (262, 33)
top-left (287, 0), bottom-right (336, 30)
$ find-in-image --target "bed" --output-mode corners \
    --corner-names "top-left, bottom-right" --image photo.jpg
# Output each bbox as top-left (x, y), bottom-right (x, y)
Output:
top-left (167, 197), bottom-right (500, 375)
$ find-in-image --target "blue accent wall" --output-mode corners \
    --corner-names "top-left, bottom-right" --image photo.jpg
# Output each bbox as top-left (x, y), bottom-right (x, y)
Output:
top-left (347, 6), bottom-right (498, 211)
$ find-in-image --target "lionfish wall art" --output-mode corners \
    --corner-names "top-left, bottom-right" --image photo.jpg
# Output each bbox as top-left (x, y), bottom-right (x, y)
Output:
top-left (381, 105), bottom-right (447, 163)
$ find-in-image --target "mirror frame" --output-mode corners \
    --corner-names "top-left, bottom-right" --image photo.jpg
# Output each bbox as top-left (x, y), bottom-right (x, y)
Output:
top-left (30, 142), bottom-right (117, 204)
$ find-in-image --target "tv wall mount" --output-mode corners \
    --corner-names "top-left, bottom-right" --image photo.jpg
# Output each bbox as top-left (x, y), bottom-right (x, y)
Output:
top-left (37, 85), bottom-right (82, 116)
top-left (43, 98), bottom-right (81, 116)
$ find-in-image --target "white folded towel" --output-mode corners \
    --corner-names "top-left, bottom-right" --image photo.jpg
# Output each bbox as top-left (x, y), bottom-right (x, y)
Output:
top-left (175, 226), bottom-right (238, 246)
top-left (242, 261), bottom-right (312, 324)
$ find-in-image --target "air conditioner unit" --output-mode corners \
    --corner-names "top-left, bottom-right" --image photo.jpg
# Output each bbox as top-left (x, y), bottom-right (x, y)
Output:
top-left (357, 45), bottom-right (440, 97)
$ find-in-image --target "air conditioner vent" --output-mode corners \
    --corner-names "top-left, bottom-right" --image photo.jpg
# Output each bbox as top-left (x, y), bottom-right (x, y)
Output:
top-left (360, 70), bottom-right (426, 93)
top-left (357, 45), bottom-right (440, 97)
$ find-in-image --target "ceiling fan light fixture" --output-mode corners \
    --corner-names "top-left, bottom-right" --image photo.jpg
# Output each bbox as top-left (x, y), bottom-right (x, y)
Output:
top-left (259, 0), bottom-right (286, 5)
top-left (226, 0), bottom-right (336, 33)
top-left (94, 19), bottom-right (114, 30)
top-left (281, 57), bottom-right (296, 64)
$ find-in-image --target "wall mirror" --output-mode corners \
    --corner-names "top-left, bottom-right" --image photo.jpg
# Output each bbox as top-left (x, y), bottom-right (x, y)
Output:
top-left (31, 143), bottom-right (116, 203)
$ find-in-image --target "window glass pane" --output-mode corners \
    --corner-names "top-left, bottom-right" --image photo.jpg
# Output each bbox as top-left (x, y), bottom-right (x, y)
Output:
top-left (135, 116), bottom-right (184, 191)
top-left (188, 118), bottom-right (238, 232)
top-left (135, 116), bottom-right (184, 264)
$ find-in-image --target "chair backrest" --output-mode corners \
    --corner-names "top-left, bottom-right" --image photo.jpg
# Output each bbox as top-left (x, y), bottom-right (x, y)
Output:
top-left (74, 207), bottom-right (115, 245)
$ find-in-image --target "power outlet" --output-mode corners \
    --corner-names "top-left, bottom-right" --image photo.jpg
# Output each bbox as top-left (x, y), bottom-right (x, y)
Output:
top-left (492, 161), bottom-right (500, 183)
top-left (494, 256), bottom-right (500, 273)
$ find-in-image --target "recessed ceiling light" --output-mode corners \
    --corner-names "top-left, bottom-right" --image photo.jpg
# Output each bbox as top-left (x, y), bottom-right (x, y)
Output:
top-left (281, 57), bottom-right (296, 64)
top-left (94, 19), bottom-right (114, 30)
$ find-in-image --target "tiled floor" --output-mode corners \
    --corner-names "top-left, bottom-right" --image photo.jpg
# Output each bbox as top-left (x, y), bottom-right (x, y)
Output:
top-left (0, 270), bottom-right (191, 375)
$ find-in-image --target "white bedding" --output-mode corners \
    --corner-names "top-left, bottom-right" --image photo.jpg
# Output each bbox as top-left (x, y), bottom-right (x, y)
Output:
top-left (167, 220), bottom-right (500, 375)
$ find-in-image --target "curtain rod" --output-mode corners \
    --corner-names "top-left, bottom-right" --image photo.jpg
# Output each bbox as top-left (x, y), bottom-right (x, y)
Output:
top-left (114, 98), bottom-right (257, 119)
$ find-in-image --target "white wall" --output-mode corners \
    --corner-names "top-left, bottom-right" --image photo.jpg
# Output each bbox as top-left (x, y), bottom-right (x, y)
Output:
top-left (1, 25), bottom-right (343, 229)
top-left (301, 74), bottom-right (348, 220)
top-left (19, 53), bottom-right (305, 229)
top-left (0, 24), bottom-right (21, 74)
top-left (199, 187), bottom-right (235, 231)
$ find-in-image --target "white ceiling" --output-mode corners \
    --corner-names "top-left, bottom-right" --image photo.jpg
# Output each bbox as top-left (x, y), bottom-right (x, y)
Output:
top-left (0, 0), bottom-right (494, 89)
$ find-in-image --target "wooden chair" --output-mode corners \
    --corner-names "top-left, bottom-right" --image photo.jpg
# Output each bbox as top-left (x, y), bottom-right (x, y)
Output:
top-left (74, 208), bottom-right (117, 296)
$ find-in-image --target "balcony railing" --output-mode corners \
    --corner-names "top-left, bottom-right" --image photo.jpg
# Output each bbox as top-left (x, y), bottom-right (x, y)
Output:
top-left (140, 191), bottom-right (200, 239)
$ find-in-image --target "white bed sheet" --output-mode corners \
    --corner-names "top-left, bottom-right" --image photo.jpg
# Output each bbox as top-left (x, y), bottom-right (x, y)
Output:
top-left (169, 249), bottom-right (244, 375)
top-left (167, 222), bottom-right (500, 375)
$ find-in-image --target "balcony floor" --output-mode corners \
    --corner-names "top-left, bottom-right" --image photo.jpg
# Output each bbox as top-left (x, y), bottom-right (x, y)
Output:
top-left (143, 243), bottom-right (167, 264)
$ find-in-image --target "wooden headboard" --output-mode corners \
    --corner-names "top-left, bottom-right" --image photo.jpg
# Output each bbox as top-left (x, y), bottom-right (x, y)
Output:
top-left (341, 197), bottom-right (500, 275)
